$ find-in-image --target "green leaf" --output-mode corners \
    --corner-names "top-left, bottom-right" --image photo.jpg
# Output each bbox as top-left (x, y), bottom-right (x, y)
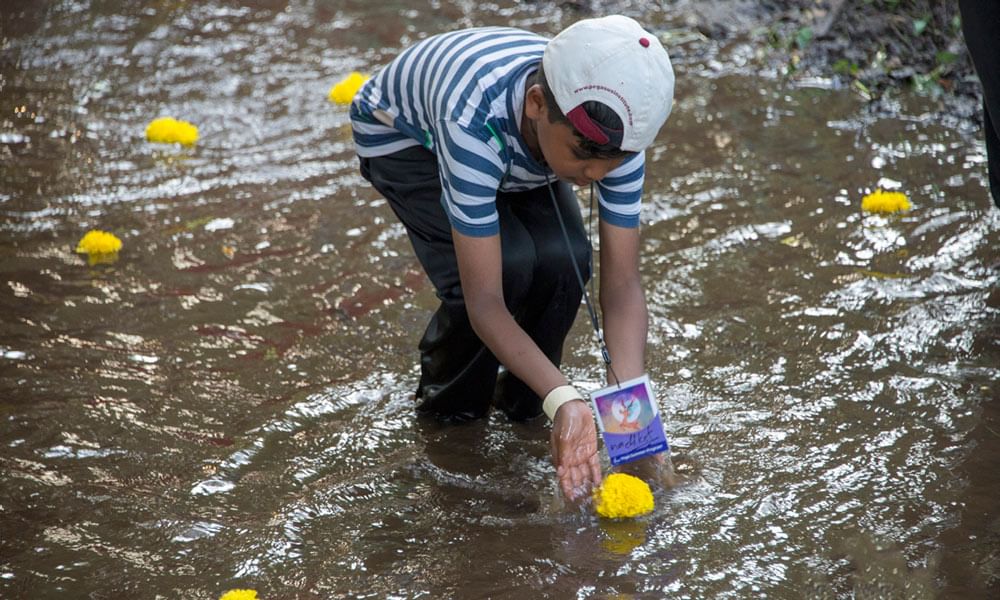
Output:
top-left (913, 18), bottom-right (928, 36)
top-left (936, 51), bottom-right (958, 65)
top-left (795, 27), bottom-right (813, 50)
top-left (183, 216), bottom-right (215, 231)
top-left (912, 71), bottom-right (942, 97)
top-left (833, 59), bottom-right (859, 76)
top-left (853, 79), bottom-right (873, 100)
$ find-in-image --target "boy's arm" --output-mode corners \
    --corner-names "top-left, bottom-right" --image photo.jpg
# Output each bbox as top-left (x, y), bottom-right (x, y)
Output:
top-left (598, 218), bottom-right (675, 477)
top-left (597, 219), bottom-right (647, 382)
top-left (452, 229), bottom-right (601, 500)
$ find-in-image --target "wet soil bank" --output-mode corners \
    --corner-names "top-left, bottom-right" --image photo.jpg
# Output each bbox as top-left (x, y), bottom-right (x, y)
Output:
top-left (669, 0), bottom-right (983, 121)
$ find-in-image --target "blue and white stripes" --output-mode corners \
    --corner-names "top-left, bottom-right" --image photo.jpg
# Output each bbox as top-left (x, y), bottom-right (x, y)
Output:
top-left (351, 27), bottom-right (645, 236)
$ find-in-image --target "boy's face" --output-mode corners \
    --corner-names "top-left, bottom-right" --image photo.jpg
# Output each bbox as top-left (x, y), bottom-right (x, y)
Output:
top-left (525, 86), bottom-right (626, 186)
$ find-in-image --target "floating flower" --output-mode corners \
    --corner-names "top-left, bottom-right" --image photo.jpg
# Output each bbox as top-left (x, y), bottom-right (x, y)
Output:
top-left (76, 230), bottom-right (122, 254)
top-left (328, 72), bottom-right (369, 105)
top-left (75, 229), bottom-right (122, 265)
top-left (861, 189), bottom-right (911, 214)
top-left (593, 472), bottom-right (654, 519)
top-left (219, 590), bottom-right (258, 600)
top-left (145, 116), bottom-right (199, 146)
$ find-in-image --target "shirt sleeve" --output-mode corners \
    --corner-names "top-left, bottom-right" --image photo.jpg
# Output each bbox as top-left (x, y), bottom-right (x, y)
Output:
top-left (596, 151), bottom-right (645, 228)
top-left (436, 119), bottom-right (506, 237)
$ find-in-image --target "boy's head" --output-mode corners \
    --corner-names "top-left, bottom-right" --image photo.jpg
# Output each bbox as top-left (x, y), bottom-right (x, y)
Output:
top-left (541, 15), bottom-right (674, 156)
top-left (533, 62), bottom-right (630, 161)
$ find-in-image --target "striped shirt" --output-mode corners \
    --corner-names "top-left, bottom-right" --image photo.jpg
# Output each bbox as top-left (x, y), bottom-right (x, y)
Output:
top-left (350, 27), bottom-right (645, 237)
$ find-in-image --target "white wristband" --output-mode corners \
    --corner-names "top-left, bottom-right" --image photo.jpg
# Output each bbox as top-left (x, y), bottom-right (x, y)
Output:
top-left (543, 385), bottom-right (584, 421)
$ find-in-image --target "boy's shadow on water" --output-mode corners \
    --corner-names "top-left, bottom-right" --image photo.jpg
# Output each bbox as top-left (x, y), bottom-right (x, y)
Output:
top-left (409, 413), bottom-right (550, 516)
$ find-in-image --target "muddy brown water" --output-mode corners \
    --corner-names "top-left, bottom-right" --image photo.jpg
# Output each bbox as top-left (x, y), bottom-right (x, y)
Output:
top-left (1, 2), bottom-right (998, 598)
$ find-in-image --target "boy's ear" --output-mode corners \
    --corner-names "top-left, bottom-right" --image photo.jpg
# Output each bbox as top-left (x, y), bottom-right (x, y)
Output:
top-left (524, 84), bottom-right (545, 120)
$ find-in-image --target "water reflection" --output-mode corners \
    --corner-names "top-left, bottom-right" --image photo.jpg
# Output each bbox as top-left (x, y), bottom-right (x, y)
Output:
top-left (1, 0), bottom-right (998, 598)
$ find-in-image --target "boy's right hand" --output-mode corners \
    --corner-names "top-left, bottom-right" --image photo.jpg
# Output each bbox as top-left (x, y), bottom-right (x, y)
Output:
top-left (550, 399), bottom-right (602, 502)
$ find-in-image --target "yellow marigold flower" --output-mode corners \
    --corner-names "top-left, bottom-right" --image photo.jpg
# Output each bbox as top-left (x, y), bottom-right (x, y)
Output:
top-left (145, 116), bottom-right (199, 146)
top-left (328, 71), bottom-right (369, 105)
top-left (593, 472), bottom-right (654, 519)
top-left (219, 589), bottom-right (258, 600)
top-left (76, 229), bottom-right (122, 257)
top-left (861, 189), bottom-right (911, 214)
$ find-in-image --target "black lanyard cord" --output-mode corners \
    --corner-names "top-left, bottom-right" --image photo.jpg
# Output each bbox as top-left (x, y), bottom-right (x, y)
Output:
top-left (544, 176), bottom-right (621, 389)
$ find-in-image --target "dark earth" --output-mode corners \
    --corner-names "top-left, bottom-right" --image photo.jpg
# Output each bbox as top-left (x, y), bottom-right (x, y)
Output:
top-left (565, 0), bottom-right (985, 125)
top-left (3, 0), bottom-right (987, 122)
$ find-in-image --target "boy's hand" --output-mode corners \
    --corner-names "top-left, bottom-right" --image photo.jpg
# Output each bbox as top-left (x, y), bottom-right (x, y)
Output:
top-left (550, 399), bottom-right (602, 502)
top-left (615, 452), bottom-right (680, 489)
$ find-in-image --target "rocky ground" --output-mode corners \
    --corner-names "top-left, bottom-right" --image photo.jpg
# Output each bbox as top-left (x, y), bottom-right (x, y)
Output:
top-left (668, 0), bottom-right (984, 122)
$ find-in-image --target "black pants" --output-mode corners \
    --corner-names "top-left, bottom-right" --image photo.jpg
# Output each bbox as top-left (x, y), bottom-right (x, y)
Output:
top-left (960, 0), bottom-right (1000, 208)
top-left (359, 146), bottom-right (591, 421)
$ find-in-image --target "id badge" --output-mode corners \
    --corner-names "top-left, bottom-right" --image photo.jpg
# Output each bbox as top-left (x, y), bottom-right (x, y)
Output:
top-left (590, 374), bottom-right (669, 466)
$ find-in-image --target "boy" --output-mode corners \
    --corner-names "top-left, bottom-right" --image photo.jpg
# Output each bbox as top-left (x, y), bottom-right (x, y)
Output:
top-left (350, 15), bottom-right (674, 501)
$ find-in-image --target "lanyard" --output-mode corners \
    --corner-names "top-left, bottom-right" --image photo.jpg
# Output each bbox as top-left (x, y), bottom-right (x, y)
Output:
top-left (545, 176), bottom-right (621, 389)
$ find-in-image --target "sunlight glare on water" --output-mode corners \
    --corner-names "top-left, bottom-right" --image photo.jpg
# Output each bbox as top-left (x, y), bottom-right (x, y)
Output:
top-left (1, 1), bottom-right (998, 598)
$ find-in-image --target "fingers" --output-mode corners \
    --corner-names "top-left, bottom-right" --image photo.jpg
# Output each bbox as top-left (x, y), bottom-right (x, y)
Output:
top-left (550, 431), bottom-right (560, 466)
top-left (557, 464), bottom-right (575, 500)
top-left (559, 463), bottom-right (592, 501)
top-left (589, 452), bottom-right (602, 488)
top-left (550, 398), bottom-right (602, 502)
top-left (557, 444), bottom-right (600, 501)
top-left (571, 460), bottom-right (585, 492)
top-left (563, 467), bottom-right (578, 500)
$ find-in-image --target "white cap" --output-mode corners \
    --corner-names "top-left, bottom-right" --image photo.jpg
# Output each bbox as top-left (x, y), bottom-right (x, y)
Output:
top-left (542, 15), bottom-right (674, 152)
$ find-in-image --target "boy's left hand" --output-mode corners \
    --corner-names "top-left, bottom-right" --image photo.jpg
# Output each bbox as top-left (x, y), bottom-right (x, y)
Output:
top-left (550, 399), bottom-right (602, 502)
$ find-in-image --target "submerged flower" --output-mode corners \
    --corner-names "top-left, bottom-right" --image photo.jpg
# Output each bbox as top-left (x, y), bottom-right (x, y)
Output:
top-left (593, 472), bottom-right (654, 519)
top-left (600, 517), bottom-right (647, 555)
top-left (861, 189), bottom-right (911, 214)
top-left (145, 116), bottom-right (199, 146)
top-left (219, 590), bottom-right (258, 600)
top-left (328, 71), bottom-right (369, 104)
top-left (76, 229), bottom-right (122, 264)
